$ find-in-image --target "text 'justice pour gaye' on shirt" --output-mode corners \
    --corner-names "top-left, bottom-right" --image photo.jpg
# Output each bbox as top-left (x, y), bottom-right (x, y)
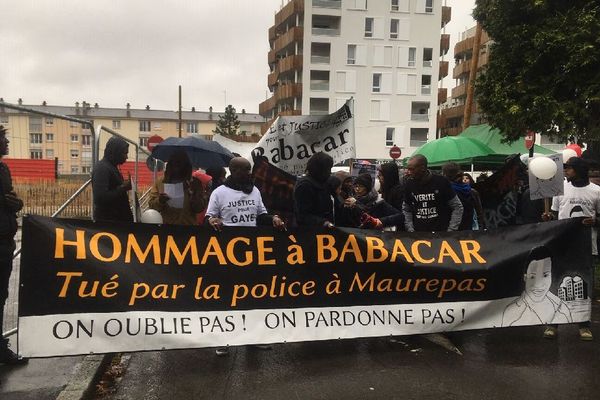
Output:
top-left (552, 181), bottom-right (600, 255)
top-left (405, 174), bottom-right (456, 232)
top-left (205, 185), bottom-right (267, 227)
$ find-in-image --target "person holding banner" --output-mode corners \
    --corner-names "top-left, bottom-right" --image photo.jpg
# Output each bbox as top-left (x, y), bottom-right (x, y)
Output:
top-left (205, 157), bottom-right (285, 356)
top-left (0, 125), bottom-right (26, 365)
top-left (402, 155), bottom-right (463, 232)
top-left (294, 152), bottom-right (335, 227)
top-left (346, 173), bottom-right (403, 230)
top-left (91, 136), bottom-right (133, 223)
top-left (541, 157), bottom-right (598, 340)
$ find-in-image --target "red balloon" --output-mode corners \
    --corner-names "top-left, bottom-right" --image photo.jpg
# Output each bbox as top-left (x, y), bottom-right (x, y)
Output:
top-left (566, 144), bottom-right (583, 157)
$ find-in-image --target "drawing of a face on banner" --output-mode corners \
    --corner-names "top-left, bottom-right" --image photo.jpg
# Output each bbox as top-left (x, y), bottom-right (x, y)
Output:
top-left (502, 246), bottom-right (573, 327)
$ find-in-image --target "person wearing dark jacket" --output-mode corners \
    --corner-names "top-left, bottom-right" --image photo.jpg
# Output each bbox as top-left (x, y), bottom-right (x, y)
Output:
top-left (0, 125), bottom-right (26, 365)
top-left (378, 162), bottom-right (405, 211)
top-left (92, 137), bottom-right (133, 222)
top-left (348, 173), bottom-right (404, 230)
top-left (294, 152), bottom-right (335, 227)
top-left (442, 162), bottom-right (475, 231)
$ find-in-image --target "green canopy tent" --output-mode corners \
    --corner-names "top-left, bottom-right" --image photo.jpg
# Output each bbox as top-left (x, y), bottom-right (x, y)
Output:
top-left (460, 124), bottom-right (556, 156)
top-left (405, 135), bottom-right (504, 168)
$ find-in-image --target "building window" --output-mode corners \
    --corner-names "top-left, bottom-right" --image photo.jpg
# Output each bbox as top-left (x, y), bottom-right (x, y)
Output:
top-left (71, 134), bottom-right (79, 143)
top-left (411, 101), bottom-right (430, 121)
top-left (350, 0), bottom-right (367, 10)
top-left (187, 122), bottom-right (198, 134)
top-left (139, 120), bottom-right (151, 132)
top-left (82, 166), bottom-right (92, 174)
top-left (347, 44), bottom-right (356, 64)
top-left (372, 73), bottom-right (382, 93)
top-left (112, 120), bottom-right (121, 129)
top-left (426, 0), bottom-right (433, 13)
top-left (82, 135), bottom-right (91, 146)
top-left (390, 19), bottom-right (399, 39)
top-left (46, 133), bottom-right (54, 142)
top-left (408, 47), bottom-right (416, 66)
top-left (45, 117), bottom-right (54, 125)
top-left (386, 128), bottom-right (395, 146)
top-left (364, 18), bottom-right (373, 38)
top-left (392, 0), bottom-right (410, 12)
top-left (30, 150), bottom-right (43, 159)
top-left (421, 75), bottom-right (432, 94)
top-left (0, 115), bottom-right (8, 124)
top-left (30, 133), bottom-right (42, 144)
top-left (69, 120), bottom-right (79, 128)
top-left (410, 128), bottom-right (429, 147)
top-left (423, 48), bottom-right (433, 67)
top-left (140, 137), bottom-right (149, 148)
top-left (71, 166), bottom-right (79, 174)
top-left (397, 72), bottom-right (417, 95)
top-left (45, 149), bottom-right (54, 159)
top-left (70, 149), bottom-right (79, 159)
top-left (29, 116), bottom-right (42, 132)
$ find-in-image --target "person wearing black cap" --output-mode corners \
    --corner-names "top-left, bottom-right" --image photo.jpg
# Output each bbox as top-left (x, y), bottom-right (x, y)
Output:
top-left (541, 156), bottom-right (599, 340)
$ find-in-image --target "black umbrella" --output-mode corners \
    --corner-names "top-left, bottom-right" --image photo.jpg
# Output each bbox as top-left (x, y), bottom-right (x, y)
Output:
top-left (150, 135), bottom-right (234, 169)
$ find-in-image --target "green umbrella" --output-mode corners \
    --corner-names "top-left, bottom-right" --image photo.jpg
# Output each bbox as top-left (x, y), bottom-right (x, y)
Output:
top-left (409, 135), bottom-right (496, 167)
top-left (460, 124), bottom-right (555, 155)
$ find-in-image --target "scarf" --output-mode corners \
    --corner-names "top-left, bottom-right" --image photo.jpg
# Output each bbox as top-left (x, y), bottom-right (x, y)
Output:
top-left (224, 176), bottom-right (254, 194)
top-left (451, 182), bottom-right (472, 195)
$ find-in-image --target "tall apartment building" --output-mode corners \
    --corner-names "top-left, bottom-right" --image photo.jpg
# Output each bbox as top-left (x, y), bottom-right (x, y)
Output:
top-left (438, 26), bottom-right (491, 137)
top-left (0, 100), bottom-right (264, 175)
top-left (259, 0), bottom-right (451, 160)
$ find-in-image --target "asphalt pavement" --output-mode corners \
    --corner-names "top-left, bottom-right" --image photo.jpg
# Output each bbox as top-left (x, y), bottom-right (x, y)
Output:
top-left (97, 304), bottom-right (600, 400)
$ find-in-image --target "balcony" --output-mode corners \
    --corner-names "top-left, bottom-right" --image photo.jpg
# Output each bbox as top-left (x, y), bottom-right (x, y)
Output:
top-left (439, 60), bottom-right (449, 79)
top-left (276, 83), bottom-right (303, 101)
top-left (312, 15), bottom-right (341, 37)
top-left (312, 0), bottom-right (341, 9)
top-left (455, 36), bottom-right (475, 57)
top-left (261, 109), bottom-right (302, 133)
top-left (421, 85), bottom-right (431, 95)
top-left (452, 83), bottom-right (467, 98)
top-left (273, 26), bottom-right (304, 56)
top-left (269, 0), bottom-right (305, 44)
top-left (453, 60), bottom-right (471, 79)
top-left (268, 54), bottom-right (303, 89)
top-left (441, 127), bottom-right (463, 137)
top-left (440, 104), bottom-right (465, 120)
top-left (311, 42), bottom-right (330, 64)
top-left (310, 98), bottom-right (329, 115)
top-left (438, 88), bottom-right (448, 105)
top-left (441, 6), bottom-right (451, 28)
top-left (411, 102), bottom-right (430, 121)
top-left (440, 34), bottom-right (450, 56)
top-left (411, 114), bottom-right (430, 122)
top-left (310, 70), bottom-right (330, 91)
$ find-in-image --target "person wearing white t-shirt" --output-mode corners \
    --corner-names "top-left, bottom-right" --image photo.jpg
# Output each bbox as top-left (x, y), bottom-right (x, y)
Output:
top-left (205, 157), bottom-right (286, 355)
top-left (542, 156), bottom-right (598, 341)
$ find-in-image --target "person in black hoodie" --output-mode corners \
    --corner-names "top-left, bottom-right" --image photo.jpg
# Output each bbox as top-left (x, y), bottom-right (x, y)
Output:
top-left (92, 136), bottom-right (133, 222)
top-left (378, 162), bottom-right (405, 211)
top-left (294, 152), bottom-right (335, 227)
top-left (0, 125), bottom-right (26, 365)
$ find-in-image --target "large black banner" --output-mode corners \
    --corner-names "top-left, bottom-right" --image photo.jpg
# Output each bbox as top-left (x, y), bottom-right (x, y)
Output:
top-left (19, 215), bottom-right (592, 357)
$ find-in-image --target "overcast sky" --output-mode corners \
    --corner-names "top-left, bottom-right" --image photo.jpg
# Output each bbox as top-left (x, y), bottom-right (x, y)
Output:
top-left (0, 0), bottom-right (475, 114)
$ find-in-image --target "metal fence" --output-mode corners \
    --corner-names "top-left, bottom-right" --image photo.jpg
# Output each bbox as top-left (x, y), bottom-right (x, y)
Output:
top-left (1, 101), bottom-right (158, 338)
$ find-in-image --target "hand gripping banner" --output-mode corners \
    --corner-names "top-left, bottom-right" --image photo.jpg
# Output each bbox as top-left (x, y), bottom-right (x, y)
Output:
top-left (18, 215), bottom-right (592, 357)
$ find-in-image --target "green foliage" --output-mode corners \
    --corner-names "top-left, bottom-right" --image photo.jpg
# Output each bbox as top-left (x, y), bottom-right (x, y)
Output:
top-left (213, 105), bottom-right (241, 136)
top-left (473, 0), bottom-right (600, 143)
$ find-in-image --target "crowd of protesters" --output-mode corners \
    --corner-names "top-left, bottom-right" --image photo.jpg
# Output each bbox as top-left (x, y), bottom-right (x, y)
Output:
top-left (1, 133), bottom-right (597, 368)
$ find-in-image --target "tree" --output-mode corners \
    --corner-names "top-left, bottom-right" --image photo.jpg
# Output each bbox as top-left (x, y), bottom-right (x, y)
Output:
top-left (213, 105), bottom-right (241, 136)
top-left (473, 0), bottom-right (600, 144)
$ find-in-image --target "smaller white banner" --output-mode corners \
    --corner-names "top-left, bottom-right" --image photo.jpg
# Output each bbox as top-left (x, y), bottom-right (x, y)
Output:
top-left (252, 100), bottom-right (355, 176)
top-left (18, 297), bottom-right (591, 357)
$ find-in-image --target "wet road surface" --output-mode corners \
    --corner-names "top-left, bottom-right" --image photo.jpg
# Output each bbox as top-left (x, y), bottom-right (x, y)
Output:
top-left (101, 305), bottom-right (600, 400)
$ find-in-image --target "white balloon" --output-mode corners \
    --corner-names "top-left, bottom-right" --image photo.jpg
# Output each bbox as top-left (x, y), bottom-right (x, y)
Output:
top-left (529, 156), bottom-right (558, 180)
top-left (141, 209), bottom-right (163, 224)
top-left (562, 148), bottom-right (577, 163)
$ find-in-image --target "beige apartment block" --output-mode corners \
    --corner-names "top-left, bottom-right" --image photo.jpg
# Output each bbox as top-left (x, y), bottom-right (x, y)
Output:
top-left (0, 101), bottom-right (264, 175)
